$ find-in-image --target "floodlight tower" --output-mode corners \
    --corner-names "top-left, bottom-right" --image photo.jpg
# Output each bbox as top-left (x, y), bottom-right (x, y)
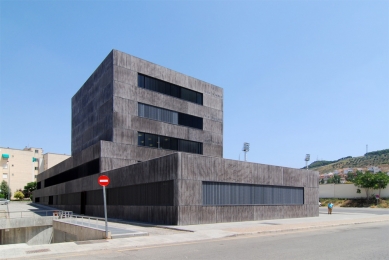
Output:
top-left (243, 142), bottom-right (250, 162)
top-left (305, 154), bottom-right (310, 170)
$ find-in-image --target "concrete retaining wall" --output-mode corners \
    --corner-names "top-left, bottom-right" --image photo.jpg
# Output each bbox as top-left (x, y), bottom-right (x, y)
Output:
top-left (0, 216), bottom-right (54, 229)
top-left (319, 184), bottom-right (389, 198)
top-left (0, 226), bottom-right (53, 245)
top-left (0, 216), bottom-right (55, 245)
top-left (53, 220), bottom-right (111, 243)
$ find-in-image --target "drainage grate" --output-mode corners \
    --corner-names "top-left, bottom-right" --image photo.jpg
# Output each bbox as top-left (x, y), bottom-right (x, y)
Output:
top-left (26, 249), bottom-right (51, 254)
top-left (261, 222), bottom-right (281, 225)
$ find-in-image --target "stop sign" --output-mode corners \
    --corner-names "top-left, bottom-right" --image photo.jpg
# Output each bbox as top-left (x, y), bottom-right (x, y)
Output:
top-left (98, 175), bottom-right (110, 187)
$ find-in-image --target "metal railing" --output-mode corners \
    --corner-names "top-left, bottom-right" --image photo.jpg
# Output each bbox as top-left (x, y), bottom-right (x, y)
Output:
top-left (0, 210), bottom-right (73, 219)
top-left (58, 215), bottom-right (107, 230)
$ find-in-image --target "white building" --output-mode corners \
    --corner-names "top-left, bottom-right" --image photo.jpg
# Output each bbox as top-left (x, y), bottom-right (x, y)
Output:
top-left (0, 147), bottom-right (70, 199)
top-left (367, 166), bottom-right (381, 173)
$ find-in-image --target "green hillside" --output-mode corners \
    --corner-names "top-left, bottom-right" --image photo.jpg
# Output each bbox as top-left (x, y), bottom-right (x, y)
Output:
top-left (305, 149), bottom-right (389, 174)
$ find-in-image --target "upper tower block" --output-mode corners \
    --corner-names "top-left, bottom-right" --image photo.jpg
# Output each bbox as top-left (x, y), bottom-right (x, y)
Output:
top-left (71, 50), bottom-right (223, 162)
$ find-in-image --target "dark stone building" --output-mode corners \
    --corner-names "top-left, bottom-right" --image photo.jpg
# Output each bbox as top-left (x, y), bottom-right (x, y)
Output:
top-left (34, 50), bottom-right (318, 225)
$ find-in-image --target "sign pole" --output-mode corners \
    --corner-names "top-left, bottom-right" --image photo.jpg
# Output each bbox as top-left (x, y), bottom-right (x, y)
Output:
top-left (98, 175), bottom-right (110, 239)
top-left (103, 185), bottom-right (108, 239)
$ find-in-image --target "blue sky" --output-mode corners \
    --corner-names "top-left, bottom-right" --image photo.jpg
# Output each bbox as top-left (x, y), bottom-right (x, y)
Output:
top-left (0, 0), bottom-right (388, 168)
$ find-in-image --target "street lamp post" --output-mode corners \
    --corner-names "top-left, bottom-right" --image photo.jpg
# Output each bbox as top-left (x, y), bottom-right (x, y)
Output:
top-left (305, 154), bottom-right (310, 170)
top-left (243, 143), bottom-right (250, 162)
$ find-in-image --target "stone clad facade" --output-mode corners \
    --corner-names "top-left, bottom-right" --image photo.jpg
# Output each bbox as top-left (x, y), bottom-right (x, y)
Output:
top-left (34, 152), bottom-right (318, 225)
top-left (34, 50), bottom-right (318, 225)
top-left (71, 50), bottom-right (223, 162)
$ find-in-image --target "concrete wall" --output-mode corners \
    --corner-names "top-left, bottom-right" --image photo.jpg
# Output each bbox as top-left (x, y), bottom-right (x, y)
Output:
top-left (0, 218), bottom-right (110, 245)
top-left (0, 216), bottom-right (55, 245)
top-left (53, 220), bottom-right (110, 243)
top-left (0, 217), bottom-right (111, 245)
top-left (0, 216), bottom-right (54, 229)
top-left (319, 184), bottom-right (389, 198)
top-left (0, 225), bottom-right (53, 245)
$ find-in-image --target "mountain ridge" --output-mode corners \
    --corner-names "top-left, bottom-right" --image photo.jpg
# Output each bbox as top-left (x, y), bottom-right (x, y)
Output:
top-left (304, 149), bottom-right (389, 174)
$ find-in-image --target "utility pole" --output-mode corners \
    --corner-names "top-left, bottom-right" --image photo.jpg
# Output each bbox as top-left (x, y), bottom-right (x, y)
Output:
top-left (7, 160), bottom-right (11, 200)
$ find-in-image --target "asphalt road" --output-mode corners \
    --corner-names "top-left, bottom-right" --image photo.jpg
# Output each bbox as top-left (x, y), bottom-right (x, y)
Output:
top-left (23, 221), bottom-right (389, 260)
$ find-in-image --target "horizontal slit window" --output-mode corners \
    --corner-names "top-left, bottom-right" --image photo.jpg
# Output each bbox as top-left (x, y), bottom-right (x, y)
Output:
top-left (202, 182), bottom-right (304, 205)
top-left (44, 159), bottom-right (100, 188)
top-left (138, 103), bottom-right (202, 130)
top-left (138, 132), bottom-right (202, 155)
top-left (138, 74), bottom-right (203, 105)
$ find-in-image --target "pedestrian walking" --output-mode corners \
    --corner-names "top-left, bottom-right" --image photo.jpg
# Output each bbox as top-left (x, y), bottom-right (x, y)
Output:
top-left (328, 202), bottom-right (333, 214)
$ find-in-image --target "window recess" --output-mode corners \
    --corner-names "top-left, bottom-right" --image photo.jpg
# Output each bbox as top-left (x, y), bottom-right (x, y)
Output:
top-left (138, 74), bottom-right (203, 105)
top-left (138, 132), bottom-right (202, 155)
top-left (138, 103), bottom-right (203, 130)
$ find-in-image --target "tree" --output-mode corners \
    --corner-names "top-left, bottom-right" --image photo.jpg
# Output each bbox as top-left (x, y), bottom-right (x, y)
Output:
top-left (354, 171), bottom-right (377, 200)
top-left (14, 190), bottom-right (24, 200)
top-left (347, 171), bottom-right (363, 182)
top-left (23, 181), bottom-right (37, 199)
top-left (346, 172), bottom-right (355, 182)
top-left (373, 172), bottom-right (389, 198)
top-left (0, 180), bottom-right (10, 199)
top-left (326, 175), bottom-right (340, 184)
top-left (333, 175), bottom-right (341, 184)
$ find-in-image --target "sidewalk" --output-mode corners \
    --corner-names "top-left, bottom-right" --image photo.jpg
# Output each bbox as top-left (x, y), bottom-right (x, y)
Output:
top-left (0, 207), bottom-right (388, 259)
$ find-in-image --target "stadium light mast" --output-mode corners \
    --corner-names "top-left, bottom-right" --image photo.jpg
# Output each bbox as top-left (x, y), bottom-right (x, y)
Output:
top-left (305, 154), bottom-right (310, 170)
top-left (243, 143), bottom-right (250, 162)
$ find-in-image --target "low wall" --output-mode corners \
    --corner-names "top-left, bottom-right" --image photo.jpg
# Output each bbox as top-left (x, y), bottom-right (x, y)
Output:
top-left (177, 205), bottom-right (318, 225)
top-left (0, 216), bottom-right (55, 245)
top-left (319, 184), bottom-right (389, 198)
top-left (53, 220), bottom-right (111, 243)
top-left (0, 226), bottom-right (53, 245)
top-left (0, 216), bottom-right (54, 229)
top-left (0, 218), bottom-right (109, 245)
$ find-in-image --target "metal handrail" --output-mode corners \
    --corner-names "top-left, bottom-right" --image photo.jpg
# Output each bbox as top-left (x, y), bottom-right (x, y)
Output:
top-left (58, 214), bottom-right (107, 230)
top-left (0, 210), bottom-right (73, 219)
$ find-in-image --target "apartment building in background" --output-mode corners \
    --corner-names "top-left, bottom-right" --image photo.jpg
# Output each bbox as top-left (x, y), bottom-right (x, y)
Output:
top-left (0, 147), bottom-right (70, 198)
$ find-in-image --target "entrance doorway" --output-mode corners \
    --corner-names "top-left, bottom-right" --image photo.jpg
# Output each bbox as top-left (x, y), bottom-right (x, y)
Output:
top-left (80, 191), bottom-right (86, 215)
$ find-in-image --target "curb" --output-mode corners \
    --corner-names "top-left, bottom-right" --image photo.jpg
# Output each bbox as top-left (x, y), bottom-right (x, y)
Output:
top-left (226, 218), bottom-right (389, 237)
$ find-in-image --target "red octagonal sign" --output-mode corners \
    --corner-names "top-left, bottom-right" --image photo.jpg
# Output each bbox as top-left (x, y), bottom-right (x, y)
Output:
top-left (98, 175), bottom-right (110, 187)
